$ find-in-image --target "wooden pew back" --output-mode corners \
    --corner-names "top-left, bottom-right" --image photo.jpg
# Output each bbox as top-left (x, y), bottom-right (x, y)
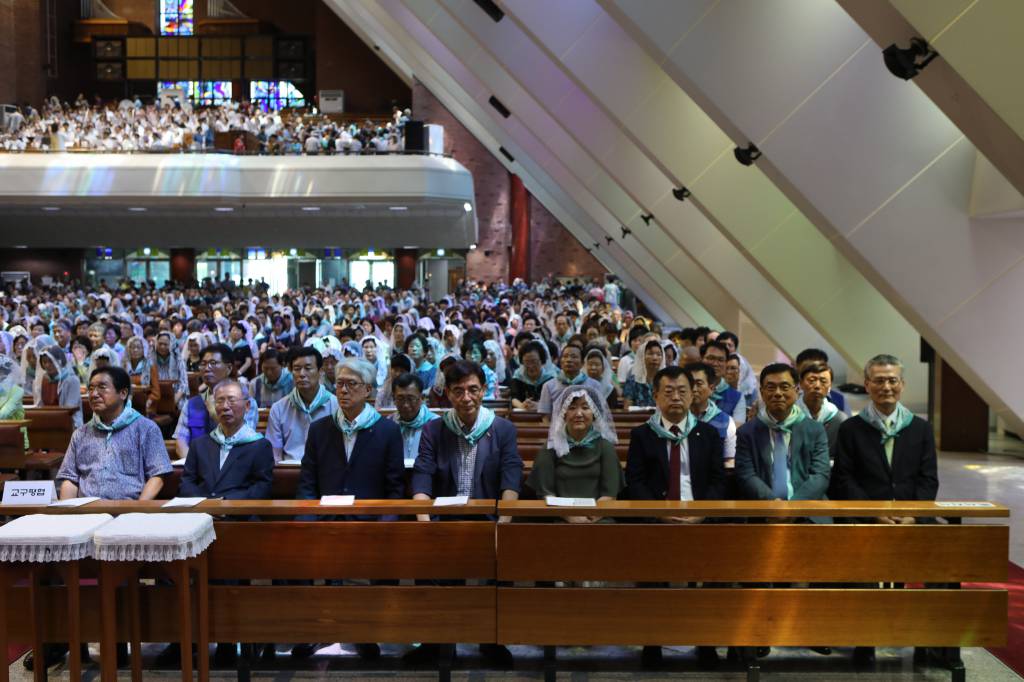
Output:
top-left (24, 407), bottom-right (76, 452)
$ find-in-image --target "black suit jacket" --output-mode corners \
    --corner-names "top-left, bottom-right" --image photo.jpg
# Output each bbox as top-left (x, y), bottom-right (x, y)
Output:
top-left (411, 416), bottom-right (522, 500)
top-left (180, 436), bottom-right (274, 499)
top-left (830, 414), bottom-right (938, 501)
top-left (297, 414), bottom-right (405, 499)
top-left (624, 421), bottom-right (725, 500)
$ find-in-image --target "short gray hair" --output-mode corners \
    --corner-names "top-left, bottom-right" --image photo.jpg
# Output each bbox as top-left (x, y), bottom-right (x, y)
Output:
top-left (212, 378), bottom-right (244, 397)
top-left (336, 358), bottom-right (376, 387)
top-left (864, 354), bottom-right (903, 379)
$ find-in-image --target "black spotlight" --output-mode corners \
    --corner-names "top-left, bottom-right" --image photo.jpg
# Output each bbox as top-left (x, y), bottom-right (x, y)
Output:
top-left (620, 226), bottom-right (632, 239)
top-left (734, 143), bottom-right (761, 166)
top-left (883, 37), bottom-right (938, 80)
top-left (641, 213), bottom-right (654, 225)
top-left (672, 187), bottom-right (691, 201)
top-left (605, 235), bottom-right (614, 245)
top-left (592, 241), bottom-right (601, 250)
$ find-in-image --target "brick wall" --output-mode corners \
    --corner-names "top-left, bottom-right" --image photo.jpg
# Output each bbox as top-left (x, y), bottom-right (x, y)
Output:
top-left (411, 78), bottom-right (606, 284)
top-left (529, 198), bottom-right (605, 281)
top-left (411, 78), bottom-right (509, 284)
top-left (0, 0), bottom-right (13, 104)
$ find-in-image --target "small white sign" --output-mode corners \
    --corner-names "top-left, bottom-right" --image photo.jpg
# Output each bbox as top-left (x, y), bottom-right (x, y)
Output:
top-left (49, 496), bottom-right (100, 508)
top-left (277, 460), bottom-right (302, 467)
top-left (2, 481), bottom-right (56, 505)
top-left (434, 495), bottom-right (469, 506)
top-left (162, 497), bottom-right (206, 508)
top-left (320, 495), bottom-right (355, 506)
top-left (545, 496), bottom-right (597, 508)
top-left (935, 501), bottom-right (996, 508)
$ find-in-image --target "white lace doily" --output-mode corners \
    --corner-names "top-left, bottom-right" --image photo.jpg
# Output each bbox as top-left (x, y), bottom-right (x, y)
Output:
top-left (93, 513), bottom-right (216, 562)
top-left (0, 513), bottom-right (114, 563)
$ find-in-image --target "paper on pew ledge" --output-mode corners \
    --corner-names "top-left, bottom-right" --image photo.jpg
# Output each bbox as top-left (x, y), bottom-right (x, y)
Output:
top-left (171, 458), bottom-right (186, 467)
top-left (49, 496), bottom-right (100, 507)
top-left (434, 495), bottom-right (469, 506)
top-left (320, 495), bottom-right (355, 506)
top-left (162, 497), bottom-right (206, 508)
top-left (935, 501), bottom-right (995, 508)
top-left (277, 459), bottom-right (302, 467)
top-left (545, 496), bottom-right (597, 507)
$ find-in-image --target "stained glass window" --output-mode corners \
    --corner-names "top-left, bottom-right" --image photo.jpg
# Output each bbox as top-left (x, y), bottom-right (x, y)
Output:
top-left (159, 81), bottom-right (232, 105)
top-left (160, 0), bottom-right (194, 36)
top-left (249, 81), bottom-right (306, 111)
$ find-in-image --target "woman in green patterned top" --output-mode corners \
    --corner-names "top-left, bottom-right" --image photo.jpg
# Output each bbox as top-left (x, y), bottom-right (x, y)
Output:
top-left (527, 384), bottom-right (623, 523)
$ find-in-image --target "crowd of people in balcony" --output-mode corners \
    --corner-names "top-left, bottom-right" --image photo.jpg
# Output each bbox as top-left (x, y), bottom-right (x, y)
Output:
top-left (0, 94), bottom-right (412, 154)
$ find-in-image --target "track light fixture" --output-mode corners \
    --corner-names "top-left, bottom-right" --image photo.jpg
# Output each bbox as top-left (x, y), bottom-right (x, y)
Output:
top-left (672, 187), bottom-right (691, 201)
top-left (592, 241), bottom-right (601, 250)
top-left (605, 236), bottom-right (614, 245)
top-left (620, 226), bottom-right (632, 239)
top-left (641, 213), bottom-right (654, 225)
top-left (883, 37), bottom-right (938, 81)
top-left (734, 143), bottom-right (761, 166)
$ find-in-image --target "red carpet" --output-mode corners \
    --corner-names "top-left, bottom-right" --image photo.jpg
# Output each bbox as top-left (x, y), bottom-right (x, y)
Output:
top-left (967, 561), bottom-right (1024, 676)
top-left (7, 645), bottom-right (27, 665)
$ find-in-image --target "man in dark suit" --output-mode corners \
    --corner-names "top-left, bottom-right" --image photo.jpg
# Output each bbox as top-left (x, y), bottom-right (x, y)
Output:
top-left (178, 379), bottom-right (273, 665)
top-left (410, 359), bottom-right (522, 667)
top-left (293, 357), bottom-right (405, 661)
top-left (624, 365), bottom-right (725, 668)
top-left (296, 357), bottom-right (405, 502)
top-left (180, 380), bottom-right (274, 500)
top-left (735, 363), bottom-right (831, 509)
top-left (830, 354), bottom-right (939, 667)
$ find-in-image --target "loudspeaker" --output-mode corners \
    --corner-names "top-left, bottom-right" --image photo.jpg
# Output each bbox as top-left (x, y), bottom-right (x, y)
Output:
top-left (96, 62), bottom-right (124, 80)
top-left (920, 337), bottom-right (934, 364)
top-left (277, 61), bottom-right (304, 79)
top-left (95, 40), bottom-right (123, 59)
top-left (277, 39), bottom-right (304, 60)
top-left (404, 120), bottom-right (425, 152)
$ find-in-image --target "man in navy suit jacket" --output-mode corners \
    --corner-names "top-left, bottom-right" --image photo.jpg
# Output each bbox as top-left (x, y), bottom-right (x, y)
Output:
top-left (180, 380), bottom-right (274, 499)
top-left (409, 359), bottom-right (521, 668)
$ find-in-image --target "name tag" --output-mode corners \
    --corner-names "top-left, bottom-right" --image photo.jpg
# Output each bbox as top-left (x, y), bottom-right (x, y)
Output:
top-left (2, 481), bottom-right (56, 505)
top-left (320, 495), bottom-right (355, 506)
top-left (545, 496), bottom-right (597, 508)
top-left (434, 495), bottom-right (469, 506)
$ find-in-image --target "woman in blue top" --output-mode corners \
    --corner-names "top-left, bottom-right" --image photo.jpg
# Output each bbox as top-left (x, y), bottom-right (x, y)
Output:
top-left (462, 339), bottom-right (498, 399)
top-left (405, 333), bottom-right (437, 393)
top-left (622, 339), bottom-right (664, 409)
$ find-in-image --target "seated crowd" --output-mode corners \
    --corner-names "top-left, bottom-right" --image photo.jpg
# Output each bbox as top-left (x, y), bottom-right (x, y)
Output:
top-left (0, 95), bottom-right (412, 154)
top-left (2, 275), bottom-right (938, 671)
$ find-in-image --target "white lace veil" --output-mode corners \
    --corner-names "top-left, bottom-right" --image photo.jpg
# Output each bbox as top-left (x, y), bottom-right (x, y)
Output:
top-left (547, 384), bottom-right (618, 458)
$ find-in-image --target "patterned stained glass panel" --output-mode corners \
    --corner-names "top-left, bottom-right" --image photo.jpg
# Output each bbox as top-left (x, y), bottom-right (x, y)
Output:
top-left (160, 0), bottom-right (194, 36)
top-left (249, 81), bottom-right (306, 111)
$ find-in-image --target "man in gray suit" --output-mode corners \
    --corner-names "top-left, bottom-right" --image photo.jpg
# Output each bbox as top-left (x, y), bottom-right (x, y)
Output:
top-left (735, 363), bottom-right (831, 514)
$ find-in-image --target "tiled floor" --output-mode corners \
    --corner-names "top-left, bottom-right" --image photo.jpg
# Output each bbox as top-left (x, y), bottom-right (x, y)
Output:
top-left (7, 449), bottom-right (1022, 680)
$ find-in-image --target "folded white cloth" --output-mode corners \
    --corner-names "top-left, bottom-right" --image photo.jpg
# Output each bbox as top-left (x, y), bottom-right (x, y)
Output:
top-left (93, 513), bottom-right (216, 562)
top-left (0, 513), bottom-right (114, 562)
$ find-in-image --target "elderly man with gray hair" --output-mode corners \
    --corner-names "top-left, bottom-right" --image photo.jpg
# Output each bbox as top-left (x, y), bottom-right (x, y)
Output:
top-left (294, 357), bottom-right (405, 661)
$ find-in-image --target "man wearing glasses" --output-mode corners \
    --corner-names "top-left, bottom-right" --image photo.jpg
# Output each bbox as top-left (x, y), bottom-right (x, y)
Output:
top-left (830, 354), bottom-right (939, 668)
top-left (294, 357), bottom-right (405, 661)
top-left (173, 343), bottom-right (258, 458)
top-left (831, 354), bottom-right (938, 517)
top-left (409, 359), bottom-right (522, 667)
top-left (735, 363), bottom-right (831, 511)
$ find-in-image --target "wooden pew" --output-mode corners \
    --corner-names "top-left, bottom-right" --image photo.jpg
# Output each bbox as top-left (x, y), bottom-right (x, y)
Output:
top-left (0, 500), bottom-right (496, 682)
top-left (187, 373), bottom-right (201, 398)
top-left (495, 500), bottom-right (1009, 682)
top-left (22, 407), bottom-right (77, 475)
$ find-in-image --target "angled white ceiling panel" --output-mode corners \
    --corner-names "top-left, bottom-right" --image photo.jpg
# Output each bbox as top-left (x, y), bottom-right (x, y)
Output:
top-left (603, 0), bottom-right (1024, 430)
top-left (441, 0), bottom-right (851, 373)
top-left (327, 0), bottom-right (685, 324)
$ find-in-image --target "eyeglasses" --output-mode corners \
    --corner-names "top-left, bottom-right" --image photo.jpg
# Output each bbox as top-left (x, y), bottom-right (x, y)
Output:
top-left (214, 397), bottom-right (242, 407)
top-left (198, 360), bottom-right (224, 369)
top-left (335, 379), bottom-right (365, 392)
top-left (869, 376), bottom-right (902, 387)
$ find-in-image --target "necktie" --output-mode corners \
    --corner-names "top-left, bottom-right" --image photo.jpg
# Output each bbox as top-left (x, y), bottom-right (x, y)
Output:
top-left (771, 430), bottom-right (789, 500)
top-left (667, 425), bottom-right (681, 501)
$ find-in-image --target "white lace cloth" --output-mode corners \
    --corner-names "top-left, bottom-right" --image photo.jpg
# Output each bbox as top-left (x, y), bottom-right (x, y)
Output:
top-left (0, 514), bottom-right (114, 563)
top-left (93, 513), bottom-right (216, 562)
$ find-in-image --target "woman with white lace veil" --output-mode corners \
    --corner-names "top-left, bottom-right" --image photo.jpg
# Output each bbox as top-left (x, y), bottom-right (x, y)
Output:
top-left (584, 346), bottom-right (619, 409)
top-left (21, 334), bottom-right (54, 393)
top-left (360, 335), bottom-right (389, 390)
top-left (527, 384), bottom-right (623, 520)
top-left (0, 355), bottom-right (28, 448)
